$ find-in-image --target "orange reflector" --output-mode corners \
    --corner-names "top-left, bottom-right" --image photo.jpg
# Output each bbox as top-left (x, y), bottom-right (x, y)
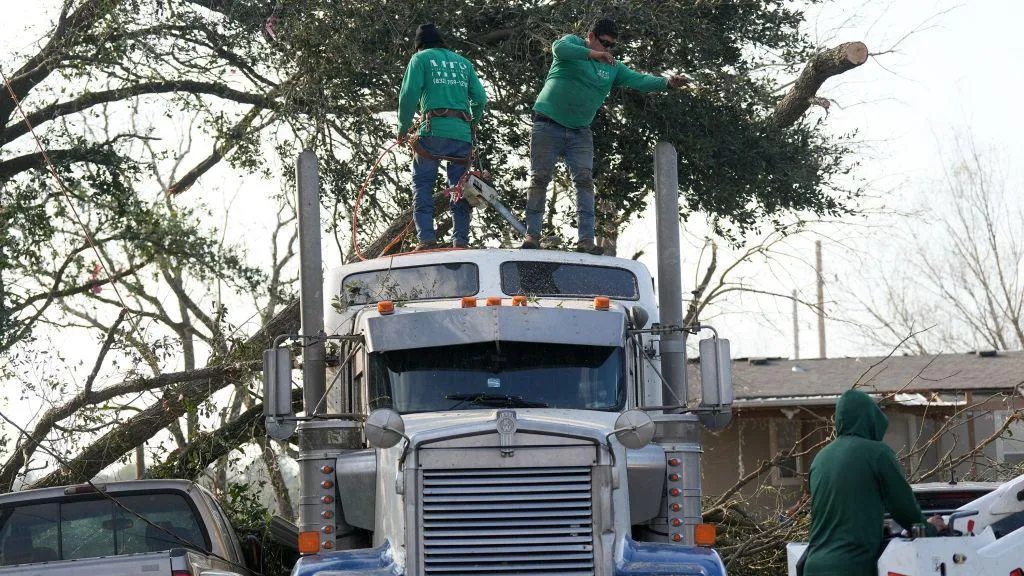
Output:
top-left (511, 295), bottom-right (528, 306)
top-left (377, 300), bottom-right (395, 315)
top-left (594, 296), bottom-right (610, 310)
top-left (486, 296), bottom-right (502, 306)
top-left (461, 297), bottom-right (477, 308)
top-left (694, 523), bottom-right (716, 546)
top-left (298, 531), bottom-right (320, 553)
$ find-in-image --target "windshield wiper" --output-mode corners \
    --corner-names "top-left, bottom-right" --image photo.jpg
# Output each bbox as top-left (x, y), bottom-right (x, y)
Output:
top-left (444, 393), bottom-right (549, 410)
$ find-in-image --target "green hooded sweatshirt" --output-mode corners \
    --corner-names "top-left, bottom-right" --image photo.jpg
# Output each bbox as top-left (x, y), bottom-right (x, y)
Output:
top-left (397, 48), bottom-right (486, 143)
top-left (804, 389), bottom-right (934, 576)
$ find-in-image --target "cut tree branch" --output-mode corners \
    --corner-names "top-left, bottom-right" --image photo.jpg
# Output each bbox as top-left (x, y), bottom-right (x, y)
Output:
top-left (771, 42), bottom-right (868, 128)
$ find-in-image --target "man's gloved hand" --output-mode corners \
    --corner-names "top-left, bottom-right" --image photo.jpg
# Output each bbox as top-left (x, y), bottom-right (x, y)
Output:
top-left (397, 134), bottom-right (408, 145)
top-left (668, 74), bottom-right (691, 89)
top-left (927, 515), bottom-right (947, 533)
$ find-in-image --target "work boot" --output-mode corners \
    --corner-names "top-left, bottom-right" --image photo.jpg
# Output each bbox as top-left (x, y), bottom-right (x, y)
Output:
top-left (520, 235), bottom-right (541, 250)
top-left (576, 239), bottom-right (604, 256)
top-left (414, 240), bottom-right (438, 252)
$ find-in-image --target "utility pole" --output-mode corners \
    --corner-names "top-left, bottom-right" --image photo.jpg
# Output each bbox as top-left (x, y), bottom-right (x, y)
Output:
top-left (816, 240), bottom-right (826, 359)
top-left (792, 289), bottom-right (800, 360)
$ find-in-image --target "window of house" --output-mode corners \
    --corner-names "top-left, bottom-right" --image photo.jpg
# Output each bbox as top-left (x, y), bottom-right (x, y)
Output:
top-left (770, 418), bottom-right (804, 486)
top-left (996, 411), bottom-right (1024, 467)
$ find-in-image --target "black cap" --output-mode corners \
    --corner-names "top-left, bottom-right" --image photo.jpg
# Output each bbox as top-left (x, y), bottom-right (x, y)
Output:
top-left (414, 23), bottom-right (445, 51)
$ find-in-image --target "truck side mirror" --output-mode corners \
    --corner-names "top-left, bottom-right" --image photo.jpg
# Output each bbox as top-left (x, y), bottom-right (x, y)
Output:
top-left (698, 337), bottom-right (733, 431)
top-left (364, 409), bottom-right (406, 449)
top-left (263, 347), bottom-right (297, 440)
top-left (613, 410), bottom-right (655, 449)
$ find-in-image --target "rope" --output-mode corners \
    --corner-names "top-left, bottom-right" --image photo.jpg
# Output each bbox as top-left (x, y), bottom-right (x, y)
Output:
top-left (351, 115), bottom-right (476, 261)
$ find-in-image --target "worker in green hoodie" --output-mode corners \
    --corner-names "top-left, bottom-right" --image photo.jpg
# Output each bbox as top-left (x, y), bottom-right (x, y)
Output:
top-left (802, 389), bottom-right (946, 576)
top-left (398, 23), bottom-right (487, 250)
top-left (521, 17), bottom-right (689, 255)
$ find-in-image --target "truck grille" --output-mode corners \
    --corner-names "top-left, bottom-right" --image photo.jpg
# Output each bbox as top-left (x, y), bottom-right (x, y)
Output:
top-left (421, 466), bottom-right (595, 575)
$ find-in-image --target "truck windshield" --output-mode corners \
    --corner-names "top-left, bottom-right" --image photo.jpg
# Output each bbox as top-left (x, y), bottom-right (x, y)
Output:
top-left (368, 342), bottom-right (625, 413)
top-left (0, 492), bottom-right (208, 566)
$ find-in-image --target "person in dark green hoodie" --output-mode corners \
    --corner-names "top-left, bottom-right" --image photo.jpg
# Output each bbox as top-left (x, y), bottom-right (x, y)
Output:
top-left (803, 389), bottom-right (945, 576)
top-left (521, 17), bottom-right (689, 255)
top-left (397, 23), bottom-right (487, 250)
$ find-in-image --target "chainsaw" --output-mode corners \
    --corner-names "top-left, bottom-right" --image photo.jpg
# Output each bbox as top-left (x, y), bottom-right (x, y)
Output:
top-left (461, 170), bottom-right (527, 237)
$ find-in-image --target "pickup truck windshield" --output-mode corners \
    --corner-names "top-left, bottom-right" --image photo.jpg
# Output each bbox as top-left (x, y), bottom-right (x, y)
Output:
top-left (368, 342), bottom-right (625, 413)
top-left (0, 492), bottom-right (208, 566)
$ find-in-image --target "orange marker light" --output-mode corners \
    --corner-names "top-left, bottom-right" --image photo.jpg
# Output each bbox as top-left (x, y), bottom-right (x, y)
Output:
top-left (322, 525), bottom-right (333, 534)
top-left (671, 518), bottom-right (682, 527)
top-left (321, 465), bottom-right (334, 474)
top-left (669, 473), bottom-right (680, 481)
top-left (669, 458), bottom-right (680, 466)
top-left (594, 296), bottom-right (610, 311)
top-left (377, 300), bottom-right (395, 315)
top-left (486, 296), bottom-right (502, 306)
top-left (669, 488), bottom-right (681, 497)
top-left (670, 503), bottom-right (681, 512)
top-left (672, 533), bottom-right (682, 543)
top-left (298, 531), bottom-right (320, 553)
top-left (461, 297), bottom-right (477, 308)
top-left (322, 540), bottom-right (334, 550)
top-left (511, 295), bottom-right (528, 306)
top-left (694, 523), bottom-right (716, 547)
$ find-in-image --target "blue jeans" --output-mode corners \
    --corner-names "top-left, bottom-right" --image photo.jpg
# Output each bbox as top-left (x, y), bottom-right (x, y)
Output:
top-left (525, 119), bottom-right (595, 241)
top-left (412, 136), bottom-right (473, 245)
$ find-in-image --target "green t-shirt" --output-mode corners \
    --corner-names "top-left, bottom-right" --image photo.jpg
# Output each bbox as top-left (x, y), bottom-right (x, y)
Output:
top-left (397, 48), bottom-right (486, 143)
top-left (804, 389), bottom-right (935, 576)
top-left (533, 35), bottom-right (669, 129)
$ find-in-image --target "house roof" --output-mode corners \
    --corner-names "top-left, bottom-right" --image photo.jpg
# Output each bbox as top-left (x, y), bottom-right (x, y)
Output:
top-left (686, 350), bottom-right (1024, 402)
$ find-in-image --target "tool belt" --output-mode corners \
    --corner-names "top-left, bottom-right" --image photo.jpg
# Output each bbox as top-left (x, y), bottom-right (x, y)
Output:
top-left (412, 108), bottom-right (474, 165)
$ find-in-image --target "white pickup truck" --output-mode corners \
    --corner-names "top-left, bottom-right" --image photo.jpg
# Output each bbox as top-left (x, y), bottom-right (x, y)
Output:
top-left (0, 480), bottom-right (256, 576)
top-left (788, 472), bottom-right (1024, 575)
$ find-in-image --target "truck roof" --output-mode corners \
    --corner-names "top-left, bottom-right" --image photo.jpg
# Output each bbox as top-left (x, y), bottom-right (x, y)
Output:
top-left (0, 479), bottom-right (204, 505)
top-left (326, 248), bottom-right (658, 327)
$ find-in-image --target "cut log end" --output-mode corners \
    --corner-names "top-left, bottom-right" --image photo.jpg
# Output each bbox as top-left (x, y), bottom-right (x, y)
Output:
top-left (844, 42), bottom-right (869, 65)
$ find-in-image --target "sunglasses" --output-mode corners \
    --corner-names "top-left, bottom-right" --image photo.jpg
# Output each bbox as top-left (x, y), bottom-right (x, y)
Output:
top-left (597, 36), bottom-right (617, 50)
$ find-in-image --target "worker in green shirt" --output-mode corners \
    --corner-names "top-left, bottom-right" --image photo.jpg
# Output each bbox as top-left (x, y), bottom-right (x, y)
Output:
top-left (522, 18), bottom-right (689, 255)
top-left (397, 23), bottom-right (487, 250)
top-left (802, 389), bottom-right (945, 576)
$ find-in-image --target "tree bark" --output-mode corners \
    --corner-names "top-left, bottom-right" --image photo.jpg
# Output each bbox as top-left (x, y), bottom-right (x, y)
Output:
top-left (771, 42), bottom-right (868, 128)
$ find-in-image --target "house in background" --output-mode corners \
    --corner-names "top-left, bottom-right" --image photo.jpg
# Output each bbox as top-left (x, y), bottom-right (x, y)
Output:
top-left (688, 350), bottom-right (1024, 516)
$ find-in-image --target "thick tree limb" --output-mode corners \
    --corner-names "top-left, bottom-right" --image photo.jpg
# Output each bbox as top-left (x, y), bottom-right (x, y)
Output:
top-left (771, 42), bottom-right (868, 128)
top-left (27, 299), bottom-right (300, 488)
top-left (2, 80), bottom-right (279, 145)
top-left (0, 0), bottom-right (114, 127)
top-left (0, 146), bottom-right (122, 181)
